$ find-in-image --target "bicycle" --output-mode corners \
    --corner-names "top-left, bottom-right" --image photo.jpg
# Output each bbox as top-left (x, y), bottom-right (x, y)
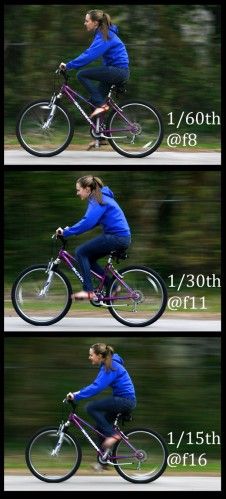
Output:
top-left (11, 235), bottom-right (168, 327)
top-left (16, 69), bottom-right (164, 158)
top-left (25, 399), bottom-right (168, 484)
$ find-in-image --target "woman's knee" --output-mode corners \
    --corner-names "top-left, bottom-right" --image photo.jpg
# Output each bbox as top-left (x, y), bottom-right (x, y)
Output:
top-left (75, 244), bottom-right (86, 259)
top-left (86, 401), bottom-right (96, 415)
top-left (77, 69), bottom-right (90, 82)
top-left (77, 70), bottom-right (85, 82)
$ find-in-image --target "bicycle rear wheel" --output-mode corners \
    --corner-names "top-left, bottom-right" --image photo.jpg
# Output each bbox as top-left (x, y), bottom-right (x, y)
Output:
top-left (11, 265), bottom-right (72, 325)
top-left (107, 265), bottom-right (167, 327)
top-left (16, 100), bottom-right (74, 156)
top-left (106, 100), bottom-right (163, 158)
top-left (113, 428), bottom-right (168, 484)
top-left (25, 427), bottom-right (82, 482)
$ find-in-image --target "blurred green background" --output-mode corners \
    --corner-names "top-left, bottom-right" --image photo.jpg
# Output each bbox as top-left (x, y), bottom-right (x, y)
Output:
top-left (4, 336), bottom-right (221, 473)
top-left (4, 170), bottom-right (221, 315)
top-left (4, 4), bottom-right (221, 148)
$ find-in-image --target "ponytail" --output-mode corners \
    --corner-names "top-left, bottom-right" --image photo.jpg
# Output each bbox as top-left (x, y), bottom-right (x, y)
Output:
top-left (88, 9), bottom-right (112, 40)
top-left (76, 175), bottom-right (104, 205)
top-left (91, 343), bottom-right (114, 371)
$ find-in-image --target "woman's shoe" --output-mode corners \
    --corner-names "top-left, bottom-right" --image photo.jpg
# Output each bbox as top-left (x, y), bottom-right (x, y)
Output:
top-left (71, 291), bottom-right (98, 301)
top-left (91, 462), bottom-right (110, 472)
top-left (87, 138), bottom-right (108, 151)
top-left (90, 103), bottom-right (110, 118)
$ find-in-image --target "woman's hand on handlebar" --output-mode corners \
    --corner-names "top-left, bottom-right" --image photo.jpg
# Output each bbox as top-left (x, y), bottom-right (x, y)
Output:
top-left (66, 392), bottom-right (74, 401)
top-left (59, 62), bottom-right (66, 70)
top-left (56, 227), bottom-right (64, 236)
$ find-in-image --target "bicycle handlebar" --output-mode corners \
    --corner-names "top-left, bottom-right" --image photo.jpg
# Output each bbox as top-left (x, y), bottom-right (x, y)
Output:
top-left (51, 233), bottom-right (67, 249)
top-left (55, 68), bottom-right (68, 83)
top-left (63, 397), bottom-right (77, 410)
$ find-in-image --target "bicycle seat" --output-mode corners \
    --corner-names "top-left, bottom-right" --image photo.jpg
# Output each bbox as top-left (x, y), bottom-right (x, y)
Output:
top-left (117, 411), bottom-right (133, 424)
top-left (110, 81), bottom-right (127, 96)
top-left (110, 249), bottom-right (128, 262)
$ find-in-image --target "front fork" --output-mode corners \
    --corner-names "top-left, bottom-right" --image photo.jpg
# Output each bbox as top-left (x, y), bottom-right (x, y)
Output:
top-left (51, 421), bottom-right (70, 456)
top-left (38, 258), bottom-right (60, 296)
top-left (42, 93), bottom-right (62, 129)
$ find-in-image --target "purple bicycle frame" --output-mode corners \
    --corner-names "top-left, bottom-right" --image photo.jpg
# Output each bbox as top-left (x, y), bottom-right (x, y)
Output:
top-left (57, 248), bottom-right (135, 302)
top-left (59, 83), bottom-right (134, 134)
top-left (67, 411), bottom-right (138, 460)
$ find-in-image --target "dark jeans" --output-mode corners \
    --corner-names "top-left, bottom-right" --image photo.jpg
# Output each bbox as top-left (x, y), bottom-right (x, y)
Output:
top-left (86, 396), bottom-right (136, 437)
top-left (77, 65), bottom-right (130, 106)
top-left (75, 234), bottom-right (131, 292)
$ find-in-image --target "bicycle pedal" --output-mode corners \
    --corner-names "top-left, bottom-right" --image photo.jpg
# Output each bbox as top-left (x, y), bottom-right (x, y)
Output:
top-left (102, 449), bottom-right (111, 461)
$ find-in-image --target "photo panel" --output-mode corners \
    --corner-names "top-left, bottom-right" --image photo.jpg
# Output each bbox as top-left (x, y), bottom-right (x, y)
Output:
top-left (4, 2), bottom-right (221, 494)
top-left (4, 169), bottom-right (221, 333)
top-left (5, 4), bottom-right (220, 167)
top-left (4, 336), bottom-right (221, 491)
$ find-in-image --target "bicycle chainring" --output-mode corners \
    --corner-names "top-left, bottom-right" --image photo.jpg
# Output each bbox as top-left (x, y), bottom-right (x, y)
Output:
top-left (90, 123), bottom-right (107, 139)
top-left (90, 291), bottom-right (105, 307)
top-left (98, 450), bottom-right (112, 465)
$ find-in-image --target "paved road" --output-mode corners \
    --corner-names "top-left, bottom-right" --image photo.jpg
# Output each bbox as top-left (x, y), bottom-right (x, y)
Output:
top-left (4, 316), bottom-right (221, 332)
top-left (4, 475), bottom-right (221, 491)
top-left (4, 149), bottom-right (221, 165)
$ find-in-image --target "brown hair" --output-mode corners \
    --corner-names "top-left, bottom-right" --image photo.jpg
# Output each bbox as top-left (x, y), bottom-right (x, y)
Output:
top-left (91, 343), bottom-right (114, 371)
top-left (87, 9), bottom-right (112, 40)
top-left (77, 175), bottom-right (104, 205)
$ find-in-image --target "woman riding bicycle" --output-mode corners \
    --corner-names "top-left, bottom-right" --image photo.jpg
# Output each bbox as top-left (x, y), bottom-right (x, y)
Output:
top-left (60, 10), bottom-right (129, 116)
top-left (66, 343), bottom-right (136, 452)
top-left (59, 9), bottom-right (129, 149)
top-left (56, 175), bottom-right (131, 301)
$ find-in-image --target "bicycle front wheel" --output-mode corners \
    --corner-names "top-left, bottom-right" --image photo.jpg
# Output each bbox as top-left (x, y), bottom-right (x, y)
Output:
top-left (11, 265), bottom-right (72, 326)
top-left (106, 100), bottom-right (163, 158)
top-left (107, 265), bottom-right (167, 327)
top-left (113, 428), bottom-right (168, 484)
top-left (25, 427), bottom-right (82, 482)
top-left (16, 100), bottom-right (74, 156)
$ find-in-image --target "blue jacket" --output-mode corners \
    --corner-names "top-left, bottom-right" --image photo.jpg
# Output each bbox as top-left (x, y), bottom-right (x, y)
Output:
top-left (63, 186), bottom-right (131, 238)
top-left (75, 353), bottom-right (136, 401)
top-left (66, 25), bottom-right (129, 70)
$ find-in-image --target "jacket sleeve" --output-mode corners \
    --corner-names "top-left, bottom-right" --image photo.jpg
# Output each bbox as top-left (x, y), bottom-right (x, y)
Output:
top-left (63, 202), bottom-right (106, 237)
top-left (75, 368), bottom-right (118, 400)
top-left (66, 33), bottom-right (110, 70)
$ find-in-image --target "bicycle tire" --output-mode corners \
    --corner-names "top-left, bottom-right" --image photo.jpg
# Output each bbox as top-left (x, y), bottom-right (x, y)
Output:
top-left (11, 264), bottom-right (72, 326)
top-left (113, 427), bottom-right (168, 484)
top-left (106, 100), bottom-right (164, 158)
top-left (16, 99), bottom-right (74, 156)
top-left (25, 426), bottom-right (82, 482)
top-left (107, 265), bottom-right (167, 327)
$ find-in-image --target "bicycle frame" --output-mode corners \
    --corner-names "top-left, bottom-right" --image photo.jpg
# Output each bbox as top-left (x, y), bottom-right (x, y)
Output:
top-left (49, 247), bottom-right (136, 305)
top-left (52, 80), bottom-right (137, 138)
top-left (57, 409), bottom-right (139, 465)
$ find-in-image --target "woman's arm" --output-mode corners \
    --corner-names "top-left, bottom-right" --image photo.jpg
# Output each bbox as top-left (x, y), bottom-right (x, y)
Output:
top-left (66, 33), bottom-right (110, 70)
top-left (63, 202), bottom-right (105, 237)
top-left (74, 368), bottom-right (118, 400)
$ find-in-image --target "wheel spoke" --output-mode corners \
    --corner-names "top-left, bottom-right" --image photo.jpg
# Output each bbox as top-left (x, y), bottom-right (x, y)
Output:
top-left (26, 428), bottom-right (81, 482)
top-left (17, 101), bottom-right (73, 156)
top-left (114, 429), bottom-right (167, 483)
top-left (12, 266), bottom-right (71, 325)
top-left (107, 102), bottom-right (163, 157)
top-left (108, 267), bottom-right (167, 327)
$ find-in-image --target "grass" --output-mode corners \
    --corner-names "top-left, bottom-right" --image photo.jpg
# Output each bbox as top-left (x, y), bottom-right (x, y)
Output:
top-left (5, 434), bottom-right (221, 476)
top-left (5, 461), bottom-right (221, 476)
top-left (4, 449), bottom-right (221, 475)
top-left (4, 284), bottom-right (221, 318)
top-left (4, 121), bottom-right (221, 152)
